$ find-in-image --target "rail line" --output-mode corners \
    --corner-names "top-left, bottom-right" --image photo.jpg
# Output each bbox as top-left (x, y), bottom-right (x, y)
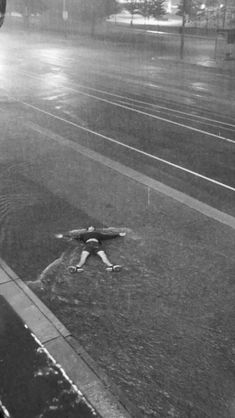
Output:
top-left (2, 90), bottom-right (234, 192)
top-left (17, 69), bottom-right (235, 144)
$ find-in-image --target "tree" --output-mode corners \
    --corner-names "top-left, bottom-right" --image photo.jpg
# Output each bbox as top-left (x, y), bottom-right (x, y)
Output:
top-left (149, 0), bottom-right (166, 19)
top-left (139, 0), bottom-right (152, 22)
top-left (177, 0), bottom-right (203, 21)
top-left (24, 0), bottom-right (47, 15)
top-left (139, 0), bottom-right (166, 22)
top-left (77, 0), bottom-right (119, 35)
top-left (7, 0), bottom-right (47, 16)
top-left (124, 0), bottom-right (139, 25)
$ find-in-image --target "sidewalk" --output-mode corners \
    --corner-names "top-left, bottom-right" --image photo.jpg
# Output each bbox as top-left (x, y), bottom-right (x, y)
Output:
top-left (3, 19), bottom-right (235, 75)
top-left (0, 258), bottom-right (134, 418)
top-left (0, 295), bottom-right (101, 418)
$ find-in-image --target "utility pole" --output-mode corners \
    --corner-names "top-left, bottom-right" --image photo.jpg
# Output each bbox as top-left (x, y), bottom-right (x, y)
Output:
top-left (180, 0), bottom-right (187, 59)
top-left (222, 0), bottom-right (228, 29)
top-left (62, 0), bottom-right (68, 37)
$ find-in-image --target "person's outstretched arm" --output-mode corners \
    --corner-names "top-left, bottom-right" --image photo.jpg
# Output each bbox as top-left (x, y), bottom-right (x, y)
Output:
top-left (99, 231), bottom-right (126, 241)
top-left (54, 228), bottom-right (87, 240)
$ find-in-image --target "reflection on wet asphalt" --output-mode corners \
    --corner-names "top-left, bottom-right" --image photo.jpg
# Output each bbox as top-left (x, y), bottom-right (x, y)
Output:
top-left (0, 163), bottom-right (94, 281)
top-left (0, 296), bottom-right (99, 418)
top-left (0, 31), bottom-right (235, 417)
top-left (1, 154), bottom-right (235, 417)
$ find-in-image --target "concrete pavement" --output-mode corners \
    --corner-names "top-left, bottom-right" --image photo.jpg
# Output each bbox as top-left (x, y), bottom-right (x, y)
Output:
top-left (0, 257), bottom-right (134, 418)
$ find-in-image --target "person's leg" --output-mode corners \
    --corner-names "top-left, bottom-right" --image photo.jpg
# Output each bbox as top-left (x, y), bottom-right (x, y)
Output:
top-left (97, 251), bottom-right (121, 271)
top-left (97, 250), bottom-right (113, 267)
top-left (76, 250), bottom-right (90, 268)
top-left (68, 250), bottom-right (90, 273)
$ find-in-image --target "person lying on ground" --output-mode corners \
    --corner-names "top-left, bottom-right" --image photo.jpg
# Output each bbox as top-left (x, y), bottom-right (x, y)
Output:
top-left (55, 225), bottom-right (126, 272)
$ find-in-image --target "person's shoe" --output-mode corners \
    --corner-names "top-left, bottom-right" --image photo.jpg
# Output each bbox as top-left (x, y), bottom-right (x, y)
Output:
top-left (106, 265), bottom-right (122, 272)
top-left (68, 266), bottom-right (84, 273)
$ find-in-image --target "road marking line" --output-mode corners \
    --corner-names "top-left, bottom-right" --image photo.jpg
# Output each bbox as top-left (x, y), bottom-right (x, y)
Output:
top-left (69, 84), bottom-right (235, 130)
top-left (66, 88), bottom-right (235, 144)
top-left (20, 69), bottom-right (235, 132)
top-left (15, 99), bottom-right (234, 192)
top-left (25, 121), bottom-right (235, 230)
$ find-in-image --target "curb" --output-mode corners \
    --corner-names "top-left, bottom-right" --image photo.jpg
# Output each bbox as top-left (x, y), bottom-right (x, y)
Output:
top-left (26, 122), bottom-right (235, 231)
top-left (0, 257), bottom-right (138, 418)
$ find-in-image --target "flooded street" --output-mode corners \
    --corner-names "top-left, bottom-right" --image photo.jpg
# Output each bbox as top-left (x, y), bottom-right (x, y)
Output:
top-left (0, 28), bottom-right (235, 417)
top-left (0, 296), bottom-right (99, 418)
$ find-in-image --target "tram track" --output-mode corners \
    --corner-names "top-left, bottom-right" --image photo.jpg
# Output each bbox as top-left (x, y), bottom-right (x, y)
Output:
top-left (7, 68), bottom-right (235, 144)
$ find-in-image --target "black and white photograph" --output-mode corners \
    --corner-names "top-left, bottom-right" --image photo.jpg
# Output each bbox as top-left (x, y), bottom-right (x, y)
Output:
top-left (0, 0), bottom-right (235, 417)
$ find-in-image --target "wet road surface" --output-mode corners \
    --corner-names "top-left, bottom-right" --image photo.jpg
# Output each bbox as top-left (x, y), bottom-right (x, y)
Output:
top-left (0, 296), bottom-right (99, 418)
top-left (0, 29), bottom-right (235, 418)
top-left (0, 31), bottom-right (234, 215)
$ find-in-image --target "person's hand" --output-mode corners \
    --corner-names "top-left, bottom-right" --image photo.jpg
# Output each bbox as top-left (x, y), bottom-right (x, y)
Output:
top-left (119, 232), bottom-right (126, 237)
top-left (55, 233), bottom-right (63, 238)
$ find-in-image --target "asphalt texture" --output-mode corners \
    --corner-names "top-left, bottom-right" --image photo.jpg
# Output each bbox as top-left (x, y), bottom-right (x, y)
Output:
top-left (0, 27), bottom-right (235, 418)
top-left (1, 157), bottom-right (235, 418)
top-left (1, 30), bottom-right (234, 216)
top-left (0, 296), bottom-right (99, 418)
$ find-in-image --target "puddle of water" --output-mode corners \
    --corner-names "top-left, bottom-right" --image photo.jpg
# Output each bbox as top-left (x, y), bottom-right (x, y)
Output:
top-left (0, 295), bottom-right (99, 418)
